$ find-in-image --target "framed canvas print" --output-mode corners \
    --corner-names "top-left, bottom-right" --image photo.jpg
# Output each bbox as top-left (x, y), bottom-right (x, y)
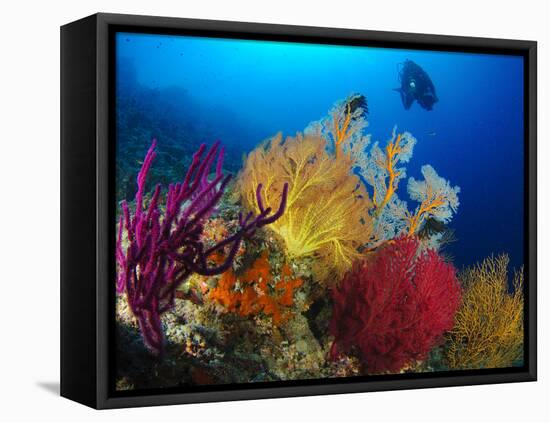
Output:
top-left (60, 13), bottom-right (537, 409)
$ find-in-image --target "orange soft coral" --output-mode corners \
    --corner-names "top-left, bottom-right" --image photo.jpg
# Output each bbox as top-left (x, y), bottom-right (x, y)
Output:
top-left (209, 252), bottom-right (303, 326)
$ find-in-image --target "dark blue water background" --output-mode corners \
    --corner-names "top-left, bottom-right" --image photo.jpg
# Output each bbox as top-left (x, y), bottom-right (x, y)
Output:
top-left (116, 32), bottom-right (524, 273)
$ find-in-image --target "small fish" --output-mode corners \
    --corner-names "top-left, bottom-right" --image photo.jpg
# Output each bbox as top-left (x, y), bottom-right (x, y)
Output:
top-left (427, 131), bottom-right (437, 137)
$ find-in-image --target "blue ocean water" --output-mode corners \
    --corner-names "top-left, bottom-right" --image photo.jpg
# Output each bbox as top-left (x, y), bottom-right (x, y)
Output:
top-left (116, 32), bottom-right (524, 273)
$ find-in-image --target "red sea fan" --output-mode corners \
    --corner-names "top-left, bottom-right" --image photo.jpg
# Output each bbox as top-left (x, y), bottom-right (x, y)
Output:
top-left (329, 236), bottom-right (462, 373)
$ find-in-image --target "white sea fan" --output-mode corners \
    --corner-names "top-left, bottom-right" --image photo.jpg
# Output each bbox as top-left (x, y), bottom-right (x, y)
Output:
top-left (305, 94), bottom-right (370, 156)
top-left (407, 164), bottom-right (461, 223)
top-left (395, 130), bottom-right (416, 163)
top-left (360, 141), bottom-right (386, 205)
top-left (345, 132), bottom-right (371, 165)
top-left (356, 127), bottom-right (417, 207)
top-left (373, 196), bottom-right (409, 241)
top-left (330, 94), bottom-right (370, 153)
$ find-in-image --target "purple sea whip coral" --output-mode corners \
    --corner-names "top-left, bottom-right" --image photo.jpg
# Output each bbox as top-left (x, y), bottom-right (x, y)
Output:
top-left (190, 142), bottom-right (225, 220)
top-left (116, 139), bottom-right (288, 356)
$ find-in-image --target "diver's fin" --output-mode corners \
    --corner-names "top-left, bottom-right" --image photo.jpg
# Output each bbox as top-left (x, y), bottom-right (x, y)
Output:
top-left (403, 93), bottom-right (414, 110)
top-left (393, 87), bottom-right (413, 109)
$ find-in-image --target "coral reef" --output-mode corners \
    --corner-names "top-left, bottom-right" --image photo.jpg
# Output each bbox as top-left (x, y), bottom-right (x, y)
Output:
top-left (116, 139), bottom-right (288, 355)
top-left (446, 254), bottom-right (524, 369)
top-left (113, 92), bottom-right (523, 389)
top-left (329, 236), bottom-right (462, 373)
top-left (308, 97), bottom-right (459, 247)
top-left (237, 93), bottom-right (462, 280)
top-left (209, 252), bottom-right (303, 326)
top-left (237, 132), bottom-right (373, 282)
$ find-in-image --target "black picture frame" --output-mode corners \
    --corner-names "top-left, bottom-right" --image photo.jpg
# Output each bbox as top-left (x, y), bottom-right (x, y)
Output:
top-left (60, 12), bottom-right (537, 409)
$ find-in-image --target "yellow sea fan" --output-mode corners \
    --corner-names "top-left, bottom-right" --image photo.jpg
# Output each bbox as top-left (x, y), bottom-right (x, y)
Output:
top-left (446, 254), bottom-right (524, 370)
top-left (236, 132), bottom-right (373, 283)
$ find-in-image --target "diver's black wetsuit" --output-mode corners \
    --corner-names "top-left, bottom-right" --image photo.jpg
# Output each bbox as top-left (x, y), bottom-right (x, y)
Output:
top-left (395, 60), bottom-right (438, 111)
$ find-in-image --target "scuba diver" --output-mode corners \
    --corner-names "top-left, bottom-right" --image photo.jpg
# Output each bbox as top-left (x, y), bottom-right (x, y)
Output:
top-left (394, 60), bottom-right (438, 111)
